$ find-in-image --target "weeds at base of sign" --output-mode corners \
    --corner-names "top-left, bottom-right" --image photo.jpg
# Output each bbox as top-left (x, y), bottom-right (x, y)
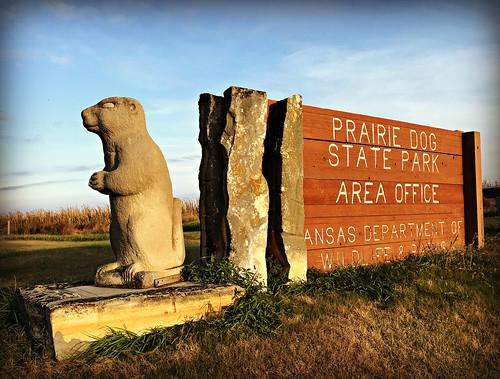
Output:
top-left (78, 243), bottom-right (494, 360)
top-left (1, 241), bottom-right (495, 362)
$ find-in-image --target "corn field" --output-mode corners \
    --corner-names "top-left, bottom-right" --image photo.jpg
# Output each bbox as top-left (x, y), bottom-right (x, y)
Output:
top-left (181, 198), bottom-right (199, 223)
top-left (0, 199), bottom-right (199, 235)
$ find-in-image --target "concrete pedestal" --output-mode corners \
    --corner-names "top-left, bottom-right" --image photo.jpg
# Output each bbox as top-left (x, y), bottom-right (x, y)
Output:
top-left (16, 282), bottom-right (242, 360)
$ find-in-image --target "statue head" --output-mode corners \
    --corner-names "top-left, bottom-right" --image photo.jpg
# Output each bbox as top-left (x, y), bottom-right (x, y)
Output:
top-left (81, 97), bottom-right (146, 138)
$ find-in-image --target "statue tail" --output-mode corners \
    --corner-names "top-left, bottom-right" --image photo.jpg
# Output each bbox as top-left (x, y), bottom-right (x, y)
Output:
top-left (172, 198), bottom-right (186, 265)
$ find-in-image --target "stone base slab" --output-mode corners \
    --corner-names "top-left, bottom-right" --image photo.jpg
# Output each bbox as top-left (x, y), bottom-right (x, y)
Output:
top-left (16, 282), bottom-right (242, 360)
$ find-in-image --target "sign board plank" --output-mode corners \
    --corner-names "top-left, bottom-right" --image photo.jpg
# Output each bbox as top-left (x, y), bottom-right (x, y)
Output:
top-left (307, 235), bottom-right (466, 271)
top-left (303, 139), bottom-right (463, 184)
top-left (304, 179), bottom-right (464, 206)
top-left (301, 104), bottom-right (471, 271)
top-left (304, 214), bottom-right (465, 250)
top-left (303, 105), bottom-right (463, 155)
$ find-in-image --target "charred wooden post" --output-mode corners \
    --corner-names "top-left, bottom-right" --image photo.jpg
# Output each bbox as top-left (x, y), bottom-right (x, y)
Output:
top-left (198, 94), bottom-right (230, 262)
top-left (264, 96), bottom-right (307, 282)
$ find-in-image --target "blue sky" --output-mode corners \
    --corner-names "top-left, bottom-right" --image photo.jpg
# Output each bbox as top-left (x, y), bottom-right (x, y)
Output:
top-left (0, 0), bottom-right (498, 212)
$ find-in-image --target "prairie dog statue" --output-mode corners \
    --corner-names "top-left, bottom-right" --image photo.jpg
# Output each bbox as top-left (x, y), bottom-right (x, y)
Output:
top-left (82, 97), bottom-right (185, 287)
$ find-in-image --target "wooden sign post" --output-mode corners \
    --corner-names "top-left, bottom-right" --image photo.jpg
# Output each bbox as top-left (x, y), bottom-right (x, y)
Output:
top-left (300, 105), bottom-right (484, 271)
top-left (462, 132), bottom-right (484, 247)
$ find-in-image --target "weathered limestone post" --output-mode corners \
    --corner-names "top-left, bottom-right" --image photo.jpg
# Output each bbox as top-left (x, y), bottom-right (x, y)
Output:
top-left (264, 96), bottom-right (307, 282)
top-left (222, 87), bottom-right (270, 284)
top-left (198, 94), bottom-right (230, 262)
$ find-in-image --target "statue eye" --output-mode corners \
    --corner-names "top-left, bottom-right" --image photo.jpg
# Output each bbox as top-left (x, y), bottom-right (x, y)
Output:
top-left (102, 102), bottom-right (115, 108)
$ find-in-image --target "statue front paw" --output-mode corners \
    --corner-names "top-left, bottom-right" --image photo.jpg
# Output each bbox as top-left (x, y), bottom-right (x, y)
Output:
top-left (96, 261), bottom-right (119, 277)
top-left (122, 262), bottom-right (144, 284)
top-left (95, 261), bottom-right (122, 287)
top-left (89, 171), bottom-right (107, 193)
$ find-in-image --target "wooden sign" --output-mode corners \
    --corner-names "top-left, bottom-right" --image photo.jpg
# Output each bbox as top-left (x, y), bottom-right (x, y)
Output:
top-left (198, 88), bottom-right (484, 277)
top-left (301, 105), bottom-right (484, 271)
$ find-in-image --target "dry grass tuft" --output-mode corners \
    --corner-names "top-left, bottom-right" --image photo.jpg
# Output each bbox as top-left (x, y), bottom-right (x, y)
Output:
top-left (181, 198), bottom-right (199, 223)
top-left (0, 207), bottom-right (111, 235)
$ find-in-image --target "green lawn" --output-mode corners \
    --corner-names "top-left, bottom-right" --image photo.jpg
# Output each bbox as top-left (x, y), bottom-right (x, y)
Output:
top-left (0, 232), bottom-right (201, 288)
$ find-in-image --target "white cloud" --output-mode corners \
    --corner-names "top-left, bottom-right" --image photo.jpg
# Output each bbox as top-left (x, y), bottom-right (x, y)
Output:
top-left (47, 54), bottom-right (69, 65)
top-left (169, 154), bottom-right (200, 163)
top-left (273, 44), bottom-right (498, 109)
top-left (2, 48), bottom-right (41, 61)
top-left (255, 43), bottom-right (499, 179)
top-left (44, 0), bottom-right (75, 18)
top-left (2, 48), bottom-right (71, 66)
top-left (0, 181), bottom-right (107, 212)
top-left (43, 0), bottom-right (128, 23)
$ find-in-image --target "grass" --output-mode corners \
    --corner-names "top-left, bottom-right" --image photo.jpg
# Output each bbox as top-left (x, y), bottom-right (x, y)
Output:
top-left (0, 200), bottom-right (199, 235)
top-left (0, 231), bottom-right (202, 288)
top-left (0, 217), bottom-right (498, 378)
top-left (0, 233), bottom-right (110, 241)
top-left (182, 220), bottom-right (200, 232)
top-left (0, 222), bottom-right (200, 242)
top-left (0, 240), bottom-right (113, 288)
top-left (0, 206), bottom-right (111, 235)
top-left (77, 241), bottom-right (498, 359)
top-left (485, 214), bottom-right (500, 236)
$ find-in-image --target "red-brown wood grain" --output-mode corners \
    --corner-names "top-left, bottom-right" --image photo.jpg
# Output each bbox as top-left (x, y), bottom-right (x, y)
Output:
top-left (298, 102), bottom-right (466, 271)
top-left (307, 233), bottom-right (465, 270)
top-left (267, 99), bottom-right (471, 271)
top-left (303, 179), bottom-right (464, 205)
top-left (304, 203), bottom-right (464, 219)
top-left (302, 105), bottom-right (463, 155)
top-left (303, 139), bottom-right (463, 184)
top-left (304, 214), bottom-right (465, 250)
